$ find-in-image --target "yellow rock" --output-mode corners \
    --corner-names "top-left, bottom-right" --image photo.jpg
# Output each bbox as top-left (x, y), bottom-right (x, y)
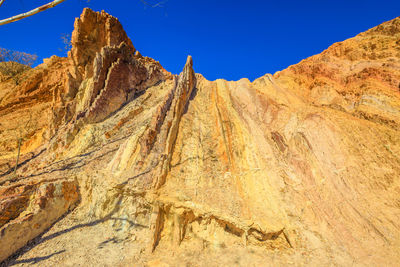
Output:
top-left (0, 8), bottom-right (399, 266)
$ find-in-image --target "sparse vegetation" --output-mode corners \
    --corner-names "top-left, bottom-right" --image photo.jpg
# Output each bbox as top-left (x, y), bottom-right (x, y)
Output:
top-left (0, 47), bottom-right (37, 84)
top-left (59, 33), bottom-right (72, 54)
top-left (0, 47), bottom-right (37, 66)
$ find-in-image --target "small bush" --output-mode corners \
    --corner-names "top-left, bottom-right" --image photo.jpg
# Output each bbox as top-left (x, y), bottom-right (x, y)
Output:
top-left (0, 48), bottom-right (37, 83)
top-left (0, 47), bottom-right (37, 66)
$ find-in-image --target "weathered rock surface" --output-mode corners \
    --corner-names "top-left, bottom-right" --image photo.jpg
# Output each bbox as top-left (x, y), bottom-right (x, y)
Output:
top-left (0, 8), bottom-right (399, 266)
top-left (0, 179), bottom-right (79, 262)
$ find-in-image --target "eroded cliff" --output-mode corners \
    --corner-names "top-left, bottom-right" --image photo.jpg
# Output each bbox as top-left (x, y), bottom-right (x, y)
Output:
top-left (0, 8), bottom-right (399, 266)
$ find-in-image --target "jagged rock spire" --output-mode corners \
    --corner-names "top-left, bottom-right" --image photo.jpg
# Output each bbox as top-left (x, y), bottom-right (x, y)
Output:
top-left (69, 8), bottom-right (136, 80)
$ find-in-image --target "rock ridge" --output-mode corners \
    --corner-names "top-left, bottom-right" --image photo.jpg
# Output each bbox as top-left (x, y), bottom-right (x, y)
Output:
top-left (0, 9), bottom-right (399, 266)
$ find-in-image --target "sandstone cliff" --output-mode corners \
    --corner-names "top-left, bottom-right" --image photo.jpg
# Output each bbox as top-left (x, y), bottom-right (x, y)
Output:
top-left (0, 8), bottom-right (399, 266)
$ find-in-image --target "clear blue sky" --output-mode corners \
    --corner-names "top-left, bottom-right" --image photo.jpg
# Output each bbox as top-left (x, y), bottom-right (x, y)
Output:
top-left (0, 0), bottom-right (399, 81)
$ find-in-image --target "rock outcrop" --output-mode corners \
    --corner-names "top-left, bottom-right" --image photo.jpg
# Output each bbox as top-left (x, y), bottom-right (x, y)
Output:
top-left (0, 179), bottom-right (79, 261)
top-left (0, 8), bottom-right (399, 266)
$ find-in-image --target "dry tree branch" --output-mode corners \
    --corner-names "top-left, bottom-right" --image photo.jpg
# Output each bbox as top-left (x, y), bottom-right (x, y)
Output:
top-left (0, 0), bottom-right (66, 26)
top-left (140, 0), bottom-right (166, 8)
top-left (0, 0), bottom-right (167, 26)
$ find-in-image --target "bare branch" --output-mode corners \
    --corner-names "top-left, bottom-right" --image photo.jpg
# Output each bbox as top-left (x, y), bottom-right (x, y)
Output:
top-left (0, 0), bottom-right (5, 8)
top-left (140, 0), bottom-right (167, 8)
top-left (0, 0), bottom-right (66, 26)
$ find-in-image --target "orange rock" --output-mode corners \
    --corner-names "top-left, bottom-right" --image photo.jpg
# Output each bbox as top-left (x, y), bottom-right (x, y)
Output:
top-left (0, 8), bottom-right (399, 266)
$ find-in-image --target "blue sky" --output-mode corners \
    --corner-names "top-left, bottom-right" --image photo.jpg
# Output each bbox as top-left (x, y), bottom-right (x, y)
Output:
top-left (0, 0), bottom-right (399, 81)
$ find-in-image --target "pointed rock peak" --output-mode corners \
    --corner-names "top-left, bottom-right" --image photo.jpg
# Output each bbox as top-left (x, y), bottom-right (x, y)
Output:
top-left (182, 55), bottom-right (194, 79)
top-left (69, 8), bottom-right (136, 78)
top-left (179, 55), bottom-right (196, 94)
top-left (186, 55), bottom-right (193, 68)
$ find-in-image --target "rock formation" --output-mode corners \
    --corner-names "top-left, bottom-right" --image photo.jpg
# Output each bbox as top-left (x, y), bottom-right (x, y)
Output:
top-left (0, 8), bottom-right (399, 266)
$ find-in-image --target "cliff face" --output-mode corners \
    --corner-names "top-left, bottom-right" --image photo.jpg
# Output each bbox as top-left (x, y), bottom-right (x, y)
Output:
top-left (0, 9), bottom-right (399, 266)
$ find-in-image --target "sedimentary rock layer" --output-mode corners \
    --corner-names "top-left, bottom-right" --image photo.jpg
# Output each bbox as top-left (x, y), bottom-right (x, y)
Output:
top-left (0, 8), bottom-right (399, 266)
